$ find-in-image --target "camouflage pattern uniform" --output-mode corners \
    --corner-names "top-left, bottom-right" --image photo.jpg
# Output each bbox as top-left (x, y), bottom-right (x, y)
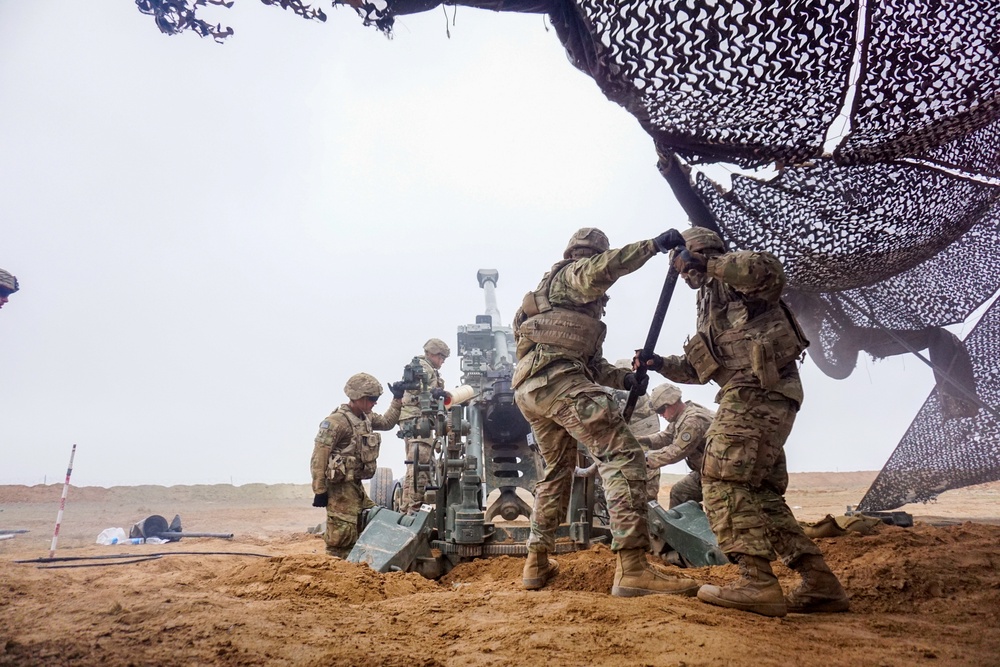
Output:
top-left (399, 341), bottom-right (448, 513)
top-left (310, 377), bottom-right (402, 558)
top-left (609, 379), bottom-right (662, 501)
top-left (641, 400), bottom-right (714, 508)
top-left (653, 246), bottom-right (821, 564)
top-left (513, 236), bottom-right (659, 553)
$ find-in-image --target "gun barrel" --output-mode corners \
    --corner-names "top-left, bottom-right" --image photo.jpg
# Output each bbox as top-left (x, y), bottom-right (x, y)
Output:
top-left (477, 269), bottom-right (502, 327)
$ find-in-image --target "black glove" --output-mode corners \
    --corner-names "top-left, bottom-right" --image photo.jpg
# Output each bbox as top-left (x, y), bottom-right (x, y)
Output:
top-left (653, 229), bottom-right (685, 253)
top-left (387, 381), bottom-right (406, 400)
top-left (636, 350), bottom-right (664, 372)
top-left (430, 388), bottom-right (448, 401)
top-left (673, 248), bottom-right (707, 274)
top-left (312, 492), bottom-right (329, 508)
top-left (623, 372), bottom-right (649, 396)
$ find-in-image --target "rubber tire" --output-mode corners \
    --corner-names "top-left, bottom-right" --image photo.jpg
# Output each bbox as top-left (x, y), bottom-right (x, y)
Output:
top-left (391, 480), bottom-right (403, 512)
top-left (370, 467), bottom-right (395, 509)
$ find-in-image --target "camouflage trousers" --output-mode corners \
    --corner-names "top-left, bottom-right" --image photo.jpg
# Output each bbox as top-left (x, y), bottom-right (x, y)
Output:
top-left (324, 480), bottom-right (375, 557)
top-left (701, 386), bottom-right (820, 563)
top-left (668, 470), bottom-right (703, 509)
top-left (516, 378), bottom-right (650, 553)
top-left (646, 467), bottom-right (662, 504)
top-left (402, 438), bottom-right (433, 514)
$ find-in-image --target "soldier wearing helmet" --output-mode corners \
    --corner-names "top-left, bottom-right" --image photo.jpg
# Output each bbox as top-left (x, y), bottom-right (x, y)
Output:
top-left (512, 226), bottom-right (699, 597)
top-left (639, 226), bottom-right (848, 617)
top-left (309, 372), bottom-right (403, 558)
top-left (638, 382), bottom-right (715, 509)
top-left (0, 268), bottom-right (19, 310)
top-left (393, 337), bottom-right (451, 514)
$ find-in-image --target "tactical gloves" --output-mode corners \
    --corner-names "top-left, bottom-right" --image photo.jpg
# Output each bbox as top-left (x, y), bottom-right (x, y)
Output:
top-left (623, 372), bottom-right (649, 396)
top-left (653, 229), bottom-right (685, 253)
top-left (673, 248), bottom-right (707, 275)
top-left (312, 492), bottom-right (329, 508)
top-left (636, 350), bottom-right (664, 372)
top-left (387, 381), bottom-right (406, 400)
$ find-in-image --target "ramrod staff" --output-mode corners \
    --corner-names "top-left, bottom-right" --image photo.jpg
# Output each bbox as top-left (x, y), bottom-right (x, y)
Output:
top-left (623, 264), bottom-right (680, 423)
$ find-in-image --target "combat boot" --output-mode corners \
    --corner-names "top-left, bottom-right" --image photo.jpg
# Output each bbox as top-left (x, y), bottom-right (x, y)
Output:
top-left (522, 551), bottom-right (559, 590)
top-left (611, 548), bottom-right (700, 597)
top-left (697, 554), bottom-right (787, 617)
top-left (785, 554), bottom-right (850, 613)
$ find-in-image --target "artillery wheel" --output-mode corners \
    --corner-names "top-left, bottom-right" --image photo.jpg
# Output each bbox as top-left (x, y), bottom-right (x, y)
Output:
top-left (391, 480), bottom-right (402, 512)
top-left (370, 467), bottom-right (396, 509)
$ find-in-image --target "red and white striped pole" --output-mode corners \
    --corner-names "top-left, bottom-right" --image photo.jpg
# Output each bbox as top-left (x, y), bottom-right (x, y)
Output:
top-left (49, 444), bottom-right (77, 558)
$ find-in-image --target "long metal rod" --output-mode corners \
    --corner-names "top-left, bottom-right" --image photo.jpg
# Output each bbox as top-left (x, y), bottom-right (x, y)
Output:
top-left (49, 444), bottom-right (77, 559)
top-left (838, 293), bottom-right (1000, 422)
top-left (624, 266), bottom-right (680, 422)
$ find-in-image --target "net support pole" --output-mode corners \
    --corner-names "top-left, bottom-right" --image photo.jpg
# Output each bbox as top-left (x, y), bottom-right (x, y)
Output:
top-left (49, 444), bottom-right (77, 559)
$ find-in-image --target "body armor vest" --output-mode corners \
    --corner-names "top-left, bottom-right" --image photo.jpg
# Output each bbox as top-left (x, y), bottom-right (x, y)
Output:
top-left (686, 283), bottom-right (809, 390)
top-left (514, 260), bottom-right (607, 359)
top-left (327, 408), bottom-right (382, 483)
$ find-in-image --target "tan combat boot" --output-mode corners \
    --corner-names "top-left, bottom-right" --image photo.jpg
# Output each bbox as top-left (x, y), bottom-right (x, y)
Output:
top-left (611, 548), bottom-right (700, 597)
top-left (785, 554), bottom-right (850, 613)
top-left (697, 554), bottom-right (787, 617)
top-left (522, 551), bottom-right (559, 590)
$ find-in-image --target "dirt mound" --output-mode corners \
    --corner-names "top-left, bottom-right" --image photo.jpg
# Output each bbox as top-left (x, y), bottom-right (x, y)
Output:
top-left (224, 554), bottom-right (440, 602)
top-left (820, 522), bottom-right (1000, 614)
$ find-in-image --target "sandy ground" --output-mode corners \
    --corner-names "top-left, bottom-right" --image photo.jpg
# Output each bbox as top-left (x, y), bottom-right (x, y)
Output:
top-left (2, 473), bottom-right (999, 666)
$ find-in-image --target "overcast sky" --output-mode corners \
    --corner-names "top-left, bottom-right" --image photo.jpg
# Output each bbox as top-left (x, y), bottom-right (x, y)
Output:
top-left (1, 1), bottom-right (962, 489)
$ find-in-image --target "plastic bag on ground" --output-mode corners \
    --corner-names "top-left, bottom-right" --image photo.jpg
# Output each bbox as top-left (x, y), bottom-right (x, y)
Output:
top-left (96, 527), bottom-right (127, 545)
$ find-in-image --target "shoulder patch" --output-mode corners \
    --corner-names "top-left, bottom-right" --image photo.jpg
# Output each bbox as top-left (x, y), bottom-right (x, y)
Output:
top-left (320, 420), bottom-right (331, 429)
top-left (680, 431), bottom-right (692, 442)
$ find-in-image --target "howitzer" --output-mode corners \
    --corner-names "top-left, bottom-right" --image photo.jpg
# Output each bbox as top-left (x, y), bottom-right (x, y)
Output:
top-left (350, 268), bottom-right (723, 578)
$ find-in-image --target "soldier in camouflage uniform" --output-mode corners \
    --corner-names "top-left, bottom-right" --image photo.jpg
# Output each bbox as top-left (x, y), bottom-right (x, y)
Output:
top-left (512, 227), bottom-right (699, 597)
top-left (640, 227), bottom-right (848, 616)
top-left (0, 269), bottom-right (18, 310)
top-left (398, 338), bottom-right (450, 514)
top-left (310, 373), bottom-right (403, 558)
top-left (639, 383), bottom-right (714, 508)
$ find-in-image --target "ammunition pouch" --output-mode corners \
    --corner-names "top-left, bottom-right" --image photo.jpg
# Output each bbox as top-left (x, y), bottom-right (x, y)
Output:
top-left (517, 308), bottom-right (606, 358)
top-left (327, 454), bottom-right (356, 484)
top-left (712, 304), bottom-right (808, 390)
top-left (520, 288), bottom-right (547, 318)
top-left (358, 433), bottom-right (381, 480)
top-left (327, 432), bottom-right (382, 483)
top-left (683, 332), bottom-right (721, 384)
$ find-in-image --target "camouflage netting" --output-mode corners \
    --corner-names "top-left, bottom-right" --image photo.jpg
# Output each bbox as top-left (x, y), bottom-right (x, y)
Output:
top-left (137, 0), bottom-right (1000, 509)
top-left (857, 297), bottom-right (1000, 510)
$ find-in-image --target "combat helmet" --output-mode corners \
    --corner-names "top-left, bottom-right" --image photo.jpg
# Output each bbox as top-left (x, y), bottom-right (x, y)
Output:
top-left (681, 227), bottom-right (726, 254)
top-left (0, 269), bottom-right (19, 294)
top-left (423, 338), bottom-right (451, 358)
top-left (649, 383), bottom-right (683, 413)
top-left (344, 373), bottom-right (383, 400)
top-left (563, 227), bottom-right (610, 259)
